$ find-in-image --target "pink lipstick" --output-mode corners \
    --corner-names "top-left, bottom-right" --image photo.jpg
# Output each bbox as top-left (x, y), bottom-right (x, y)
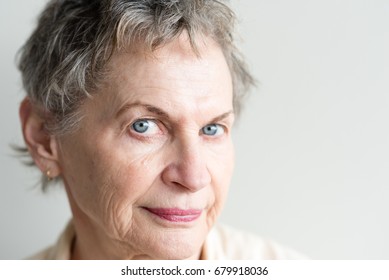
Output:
top-left (144, 207), bottom-right (202, 222)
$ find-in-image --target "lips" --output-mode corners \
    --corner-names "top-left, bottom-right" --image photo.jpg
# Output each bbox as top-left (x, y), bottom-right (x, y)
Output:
top-left (143, 207), bottom-right (202, 222)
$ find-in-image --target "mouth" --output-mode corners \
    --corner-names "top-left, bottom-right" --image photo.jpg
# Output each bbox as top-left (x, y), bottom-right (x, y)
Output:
top-left (142, 207), bottom-right (202, 223)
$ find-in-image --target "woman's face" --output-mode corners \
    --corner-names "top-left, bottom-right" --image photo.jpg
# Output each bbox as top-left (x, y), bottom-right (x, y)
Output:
top-left (56, 36), bottom-right (234, 259)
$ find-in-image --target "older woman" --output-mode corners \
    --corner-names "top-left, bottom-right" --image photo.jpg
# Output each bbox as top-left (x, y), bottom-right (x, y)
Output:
top-left (18, 0), bottom-right (302, 260)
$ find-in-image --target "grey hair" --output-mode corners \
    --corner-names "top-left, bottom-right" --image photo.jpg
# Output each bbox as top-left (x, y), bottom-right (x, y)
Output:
top-left (18, 0), bottom-right (255, 190)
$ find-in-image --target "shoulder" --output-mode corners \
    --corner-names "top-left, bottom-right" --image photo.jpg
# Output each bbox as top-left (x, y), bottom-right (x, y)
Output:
top-left (203, 224), bottom-right (307, 260)
top-left (26, 246), bottom-right (54, 260)
top-left (25, 221), bottom-right (74, 260)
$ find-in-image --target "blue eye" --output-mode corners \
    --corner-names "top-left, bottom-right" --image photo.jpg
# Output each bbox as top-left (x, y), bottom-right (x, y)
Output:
top-left (202, 124), bottom-right (224, 136)
top-left (132, 120), bottom-right (150, 133)
top-left (130, 119), bottom-right (161, 137)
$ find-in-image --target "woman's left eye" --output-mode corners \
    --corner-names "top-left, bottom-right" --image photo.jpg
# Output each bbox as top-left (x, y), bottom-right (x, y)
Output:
top-left (131, 119), bottom-right (160, 135)
top-left (201, 124), bottom-right (225, 136)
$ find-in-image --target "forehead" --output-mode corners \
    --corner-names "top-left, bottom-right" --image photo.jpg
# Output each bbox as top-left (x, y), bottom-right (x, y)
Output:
top-left (111, 35), bottom-right (230, 82)
top-left (94, 34), bottom-right (233, 118)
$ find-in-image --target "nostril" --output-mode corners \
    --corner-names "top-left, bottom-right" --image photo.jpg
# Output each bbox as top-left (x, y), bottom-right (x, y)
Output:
top-left (161, 140), bottom-right (211, 192)
top-left (161, 161), bottom-right (211, 192)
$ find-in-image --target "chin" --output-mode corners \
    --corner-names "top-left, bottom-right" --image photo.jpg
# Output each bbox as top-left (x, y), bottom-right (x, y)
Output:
top-left (154, 239), bottom-right (202, 260)
top-left (143, 227), bottom-right (207, 260)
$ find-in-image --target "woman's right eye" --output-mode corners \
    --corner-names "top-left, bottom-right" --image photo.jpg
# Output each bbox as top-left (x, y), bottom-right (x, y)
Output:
top-left (131, 119), bottom-right (160, 135)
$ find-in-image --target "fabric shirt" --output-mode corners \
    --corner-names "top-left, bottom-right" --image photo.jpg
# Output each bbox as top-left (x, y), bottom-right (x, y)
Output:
top-left (28, 220), bottom-right (305, 260)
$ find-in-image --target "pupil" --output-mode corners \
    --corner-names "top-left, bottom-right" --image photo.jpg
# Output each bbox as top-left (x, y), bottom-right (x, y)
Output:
top-left (133, 120), bottom-right (149, 133)
top-left (203, 125), bottom-right (217, 135)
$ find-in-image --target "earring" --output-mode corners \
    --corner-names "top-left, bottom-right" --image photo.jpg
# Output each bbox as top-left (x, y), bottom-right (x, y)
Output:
top-left (46, 170), bottom-right (52, 181)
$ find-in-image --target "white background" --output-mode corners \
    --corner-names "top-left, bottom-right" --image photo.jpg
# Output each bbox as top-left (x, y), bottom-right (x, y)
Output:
top-left (0, 0), bottom-right (388, 259)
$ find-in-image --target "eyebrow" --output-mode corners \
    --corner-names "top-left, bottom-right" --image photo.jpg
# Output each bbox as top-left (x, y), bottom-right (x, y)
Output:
top-left (210, 110), bottom-right (234, 124)
top-left (116, 101), bottom-right (233, 123)
top-left (116, 102), bottom-right (170, 119)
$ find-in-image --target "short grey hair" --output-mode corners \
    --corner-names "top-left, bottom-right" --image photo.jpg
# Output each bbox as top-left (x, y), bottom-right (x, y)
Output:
top-left (18, 0), bottom-right (255, 190)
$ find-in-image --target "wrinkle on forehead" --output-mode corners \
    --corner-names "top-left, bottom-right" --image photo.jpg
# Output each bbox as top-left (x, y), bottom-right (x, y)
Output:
top-left (88, 33), bottom-right (232, 123)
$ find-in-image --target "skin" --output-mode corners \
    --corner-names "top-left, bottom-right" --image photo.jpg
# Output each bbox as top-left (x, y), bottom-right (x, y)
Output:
top-left (20, 34), bottom-right (235, 259)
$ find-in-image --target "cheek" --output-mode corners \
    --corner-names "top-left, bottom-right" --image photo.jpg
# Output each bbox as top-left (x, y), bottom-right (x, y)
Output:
top-left (212, 139), bottom-right (235, 181)
top-left (92, 151), bottom-right (160, 210)
top-left (60, 134), bottom-right (161, 220)
top-left (209, 141), bottom-right (234, 210)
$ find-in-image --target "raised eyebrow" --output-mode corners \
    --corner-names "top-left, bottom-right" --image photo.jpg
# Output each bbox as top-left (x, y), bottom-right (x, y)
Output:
top-left (116, 102), bottom-right (170, 119)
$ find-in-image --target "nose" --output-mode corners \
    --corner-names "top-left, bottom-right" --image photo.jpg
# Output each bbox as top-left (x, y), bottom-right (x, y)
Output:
top-left (161, 139), bottom-right (211, 192)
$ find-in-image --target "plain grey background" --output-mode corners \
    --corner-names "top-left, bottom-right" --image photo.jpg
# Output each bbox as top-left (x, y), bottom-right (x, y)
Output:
top-left (1, 0), bottom-right (388, 259)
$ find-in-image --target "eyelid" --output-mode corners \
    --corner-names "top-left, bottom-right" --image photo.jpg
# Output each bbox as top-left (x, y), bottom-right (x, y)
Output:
top-left (125, 118), bottom-right (161, 137)
top-left (212, 122), bottom-right (229, 131)
top-left (201, 123), bottom-right (227, 137)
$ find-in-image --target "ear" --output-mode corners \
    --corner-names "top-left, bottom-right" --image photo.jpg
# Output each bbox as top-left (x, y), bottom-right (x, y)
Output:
top-left (19, 97), bottom-right (61, 178)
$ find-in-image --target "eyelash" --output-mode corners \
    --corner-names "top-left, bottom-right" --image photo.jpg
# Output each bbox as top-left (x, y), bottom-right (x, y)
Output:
top-left (128, 118), bottom-right (163, 136)
top-left (201, 123), bottom-right (226, 137)
top-left (125, 118), bottom-right (228, 140)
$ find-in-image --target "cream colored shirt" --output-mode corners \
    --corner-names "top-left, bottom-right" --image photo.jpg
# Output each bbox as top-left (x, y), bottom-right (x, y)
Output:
top-left (29, 221), bottom-right (305, 260)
